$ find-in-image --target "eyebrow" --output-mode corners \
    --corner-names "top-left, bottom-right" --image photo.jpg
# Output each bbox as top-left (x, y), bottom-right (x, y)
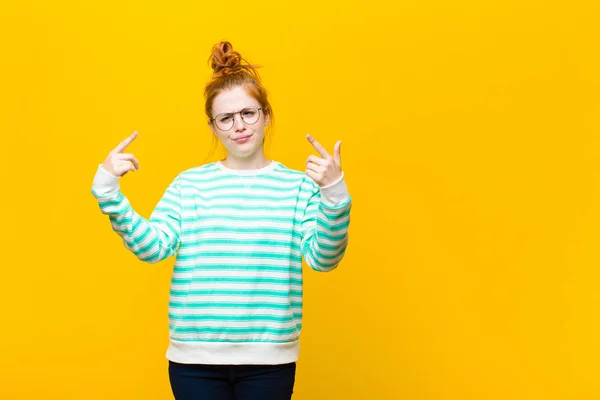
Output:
top-left (214, 106), bottom-right (256, 115)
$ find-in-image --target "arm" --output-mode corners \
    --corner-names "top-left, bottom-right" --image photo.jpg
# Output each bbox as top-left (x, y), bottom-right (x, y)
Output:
top-left (301, 175), bottom-right (351, 272)
top-left (91, 132), bottom-right (182, 263)
top-left (92, 165), bottom-right (182, 263)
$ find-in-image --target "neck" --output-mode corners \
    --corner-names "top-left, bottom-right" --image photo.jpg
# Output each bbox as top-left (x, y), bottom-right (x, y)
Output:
top-left (221, 152), bottom-right (270, 170)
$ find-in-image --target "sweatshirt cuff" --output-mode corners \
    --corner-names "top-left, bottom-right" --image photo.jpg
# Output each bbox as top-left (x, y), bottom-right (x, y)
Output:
top-left (92, 164), bottom-right (120, 195)
top-left (319, 173), bottom-right (350, 206)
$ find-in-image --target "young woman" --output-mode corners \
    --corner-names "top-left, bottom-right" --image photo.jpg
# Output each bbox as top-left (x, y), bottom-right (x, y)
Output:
top-left (91, 41), bottom-right (351, 400)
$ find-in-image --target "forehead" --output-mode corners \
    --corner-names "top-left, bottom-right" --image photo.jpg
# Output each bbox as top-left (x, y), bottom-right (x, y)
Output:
top-left (212, 86), bottom-right (260, 114)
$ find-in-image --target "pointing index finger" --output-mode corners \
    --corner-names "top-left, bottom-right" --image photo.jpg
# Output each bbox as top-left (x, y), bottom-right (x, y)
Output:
top-left (113, 131), bottom-right (138, 153)
top-left (306, 134), bottom-right (330, 158)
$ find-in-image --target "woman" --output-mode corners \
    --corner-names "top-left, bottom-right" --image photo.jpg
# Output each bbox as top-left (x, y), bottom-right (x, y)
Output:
top-left (91, 41), bottom-right (351, 400)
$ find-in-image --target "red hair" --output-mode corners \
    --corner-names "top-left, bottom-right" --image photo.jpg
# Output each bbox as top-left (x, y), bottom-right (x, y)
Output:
top-left (204, 42), bottom-right (273, 123)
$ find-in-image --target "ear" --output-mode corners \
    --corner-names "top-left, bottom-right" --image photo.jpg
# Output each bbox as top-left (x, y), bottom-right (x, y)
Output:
top-left (264, 113), bottom-right (271, 126)
top-left (208, 120), bottom-right (216, 135)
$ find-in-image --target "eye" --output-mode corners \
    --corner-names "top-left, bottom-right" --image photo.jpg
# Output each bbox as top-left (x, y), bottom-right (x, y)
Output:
top-left (242, 109), bottom-right (257, 118)
top-left (217, 114), bottom-right (233, 123)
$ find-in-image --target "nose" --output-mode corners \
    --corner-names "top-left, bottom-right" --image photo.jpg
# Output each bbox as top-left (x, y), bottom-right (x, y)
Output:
top-left (233, 113), bottom-right (245, 132)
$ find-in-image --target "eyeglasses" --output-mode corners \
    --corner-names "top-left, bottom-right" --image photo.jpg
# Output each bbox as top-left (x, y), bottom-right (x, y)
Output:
top-left (210, 107), bottom-right (263, 131)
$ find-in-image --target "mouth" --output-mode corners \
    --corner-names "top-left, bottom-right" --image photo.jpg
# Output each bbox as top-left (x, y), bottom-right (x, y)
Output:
top-left (232, 134), bottom-right (253, 143)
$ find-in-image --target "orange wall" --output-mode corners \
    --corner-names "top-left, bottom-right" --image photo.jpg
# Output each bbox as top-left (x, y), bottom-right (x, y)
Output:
top-left (1, 1), bottom-right (599, 399)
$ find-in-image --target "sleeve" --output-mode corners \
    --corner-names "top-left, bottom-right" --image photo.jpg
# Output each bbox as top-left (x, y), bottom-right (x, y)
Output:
top-left (300, 176), bottom-right (352, 272)
top-left (91, 165), bottom-right (182, 263)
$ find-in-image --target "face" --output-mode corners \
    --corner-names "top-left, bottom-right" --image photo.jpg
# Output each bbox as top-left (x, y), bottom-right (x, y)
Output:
top-left (209, 86), bottom-right (270, 161)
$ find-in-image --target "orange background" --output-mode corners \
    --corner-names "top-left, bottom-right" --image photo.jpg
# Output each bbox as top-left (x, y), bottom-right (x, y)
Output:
top-left (1, 1), bottom-right (599, 399)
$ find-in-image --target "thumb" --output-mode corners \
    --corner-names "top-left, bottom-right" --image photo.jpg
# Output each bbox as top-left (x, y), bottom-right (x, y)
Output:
top-left (333, 140), bottom-right (342, 164)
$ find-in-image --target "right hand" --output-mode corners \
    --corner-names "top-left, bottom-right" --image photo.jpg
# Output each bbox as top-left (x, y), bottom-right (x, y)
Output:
top-left (102, 131), bottom-right (140, 177)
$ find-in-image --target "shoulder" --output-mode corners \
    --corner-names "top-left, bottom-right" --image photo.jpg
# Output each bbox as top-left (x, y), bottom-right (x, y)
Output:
top-left (272, 162), bottom-right (319, 193)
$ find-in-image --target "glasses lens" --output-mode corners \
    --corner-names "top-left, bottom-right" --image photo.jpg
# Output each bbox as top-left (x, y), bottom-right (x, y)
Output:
top-left (241, 107), bottom-right (260, 125)
top-left (215, 114), bottom-right (234, 131)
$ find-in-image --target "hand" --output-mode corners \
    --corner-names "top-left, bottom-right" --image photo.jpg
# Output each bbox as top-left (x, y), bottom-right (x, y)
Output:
top-left (102, 131), bottom-right (140, 177)
top-left (305, 134), bottom-right (343, 187)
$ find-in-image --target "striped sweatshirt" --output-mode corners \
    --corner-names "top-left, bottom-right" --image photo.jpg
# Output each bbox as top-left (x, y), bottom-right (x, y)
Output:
top-left (91, 160), bottom-right (351, 365)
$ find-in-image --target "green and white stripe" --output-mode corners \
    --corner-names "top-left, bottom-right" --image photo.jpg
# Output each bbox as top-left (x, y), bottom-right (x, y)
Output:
top-left (92, 161), bottom-right (351, 364)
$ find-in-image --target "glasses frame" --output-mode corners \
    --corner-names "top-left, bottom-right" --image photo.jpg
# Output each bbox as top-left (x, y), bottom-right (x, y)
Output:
top-left (210, 107), bottom-right (263, 131)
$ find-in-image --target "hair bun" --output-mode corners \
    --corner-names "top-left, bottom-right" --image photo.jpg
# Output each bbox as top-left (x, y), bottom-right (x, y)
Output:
top-left (209, 41), bottom-right (245, 77)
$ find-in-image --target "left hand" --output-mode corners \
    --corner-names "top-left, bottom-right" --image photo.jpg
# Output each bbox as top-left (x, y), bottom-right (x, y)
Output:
top-left (305, 134), bottom-right (343, 187)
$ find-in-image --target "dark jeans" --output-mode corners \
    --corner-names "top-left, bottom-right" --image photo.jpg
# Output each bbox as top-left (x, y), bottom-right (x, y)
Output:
top-left (168, 361), bottom-right (296, 400)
